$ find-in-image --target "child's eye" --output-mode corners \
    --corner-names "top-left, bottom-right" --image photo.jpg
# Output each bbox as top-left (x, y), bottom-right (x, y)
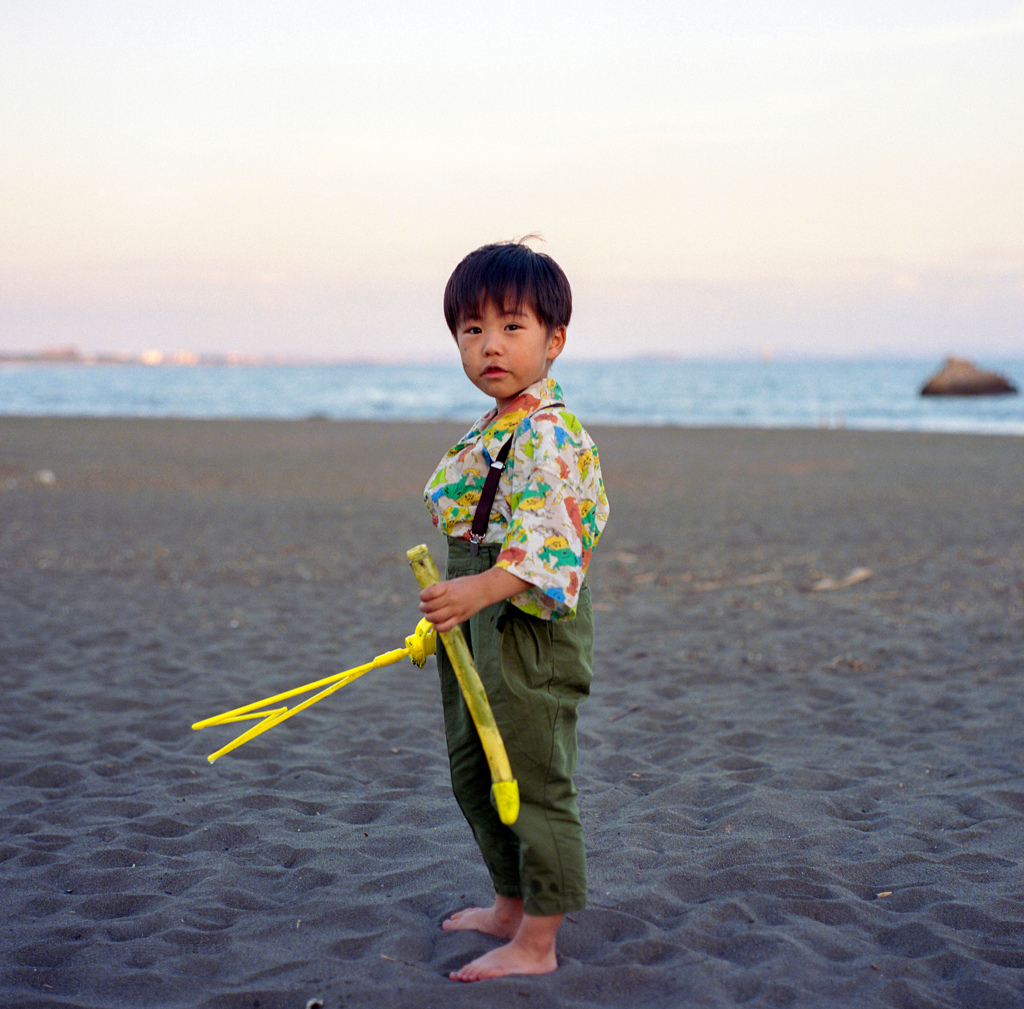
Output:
top-left (505, 324), bottom-right (521, 332)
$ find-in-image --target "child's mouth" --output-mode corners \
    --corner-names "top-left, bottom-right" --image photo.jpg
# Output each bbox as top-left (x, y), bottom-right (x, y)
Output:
top-left (482, 367), bottom-right (507, 378)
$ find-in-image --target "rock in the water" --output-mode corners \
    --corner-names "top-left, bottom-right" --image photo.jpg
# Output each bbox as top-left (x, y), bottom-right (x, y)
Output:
top-left (920, 357), bottom-right (1018, 397)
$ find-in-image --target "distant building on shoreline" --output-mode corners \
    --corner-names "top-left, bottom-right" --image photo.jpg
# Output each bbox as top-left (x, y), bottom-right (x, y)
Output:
top-left (0, 347), bottom-right (307, 367)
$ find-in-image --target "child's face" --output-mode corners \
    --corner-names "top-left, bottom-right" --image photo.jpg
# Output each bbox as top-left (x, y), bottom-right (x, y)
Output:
top-left (454, 299), bottom-right (565, 411)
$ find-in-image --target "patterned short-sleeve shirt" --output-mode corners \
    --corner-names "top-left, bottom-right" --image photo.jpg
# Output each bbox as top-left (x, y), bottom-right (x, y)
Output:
top-left (424, 377), bottom-right (609, 620)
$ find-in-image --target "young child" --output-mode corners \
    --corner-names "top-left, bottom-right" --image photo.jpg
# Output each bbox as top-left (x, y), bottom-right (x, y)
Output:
top-left (419, 241), bottom-right (609, 982)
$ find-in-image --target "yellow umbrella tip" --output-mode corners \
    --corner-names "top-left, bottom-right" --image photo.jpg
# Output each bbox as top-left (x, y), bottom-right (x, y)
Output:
top-left (492, 780), bottom-right (520, 825)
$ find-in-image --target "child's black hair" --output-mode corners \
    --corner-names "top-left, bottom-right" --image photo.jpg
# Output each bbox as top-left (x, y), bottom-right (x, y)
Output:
top-left (443, 241), bottom-right (572, 335)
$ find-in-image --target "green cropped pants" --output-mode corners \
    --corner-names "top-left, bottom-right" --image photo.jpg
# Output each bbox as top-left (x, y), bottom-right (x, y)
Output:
top-left (438, 538), bottom-right (593, 917)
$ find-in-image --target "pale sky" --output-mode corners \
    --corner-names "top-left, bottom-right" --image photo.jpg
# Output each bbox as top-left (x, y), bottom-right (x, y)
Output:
top-left (2, 1), bottom-right (1022, 360)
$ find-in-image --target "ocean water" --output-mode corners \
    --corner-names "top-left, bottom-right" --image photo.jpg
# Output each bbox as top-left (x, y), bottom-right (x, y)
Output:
top-left (1, 358), bottom-right (1022, 436)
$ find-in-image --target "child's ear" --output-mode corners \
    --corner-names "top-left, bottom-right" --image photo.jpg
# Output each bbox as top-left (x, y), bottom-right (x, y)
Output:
top-left (546, 326), bottom-right (567, 362)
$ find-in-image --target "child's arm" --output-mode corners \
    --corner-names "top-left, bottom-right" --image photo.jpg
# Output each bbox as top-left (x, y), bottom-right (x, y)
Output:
top-left (418, 567), bottom-right (530, 634)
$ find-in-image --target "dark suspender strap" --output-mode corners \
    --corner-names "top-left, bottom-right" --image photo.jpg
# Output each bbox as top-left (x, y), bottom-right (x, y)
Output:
top-left (467, 401), bottom-right (564, 556)
top-left (469, 435), bottom-right (514, 556)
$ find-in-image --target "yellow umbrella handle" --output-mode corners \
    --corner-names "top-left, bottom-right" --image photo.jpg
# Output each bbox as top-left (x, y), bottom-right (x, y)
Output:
top-left (407, 544), bottom-right (519, 825)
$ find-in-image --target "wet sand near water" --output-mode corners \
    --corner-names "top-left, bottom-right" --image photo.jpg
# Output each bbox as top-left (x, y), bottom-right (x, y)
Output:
top-left (2, 416), bottom-right (1023, 1008)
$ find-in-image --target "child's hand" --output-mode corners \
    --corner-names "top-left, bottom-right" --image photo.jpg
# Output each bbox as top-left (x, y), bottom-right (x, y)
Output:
top-left (418, 577), bottom-right (483, 633)
top-left (419, 567), bottom-right (531, 634)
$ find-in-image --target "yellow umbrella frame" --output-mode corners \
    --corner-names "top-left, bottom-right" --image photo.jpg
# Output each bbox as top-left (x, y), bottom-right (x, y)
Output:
top-left (191, 544), bottom-right (520, 825)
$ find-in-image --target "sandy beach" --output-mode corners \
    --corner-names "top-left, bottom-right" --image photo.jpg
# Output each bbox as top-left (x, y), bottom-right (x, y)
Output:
top-left (2, 415), bottom-right (1023, 1009)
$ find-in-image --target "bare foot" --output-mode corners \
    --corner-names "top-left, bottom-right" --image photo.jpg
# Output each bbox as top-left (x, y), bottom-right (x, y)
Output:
top-left (449, 939), bottom-right (557, 982)
top-left (442, 896), bottom-right (522, 939)
top-left (447, 909), bottom-right (565, 983)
